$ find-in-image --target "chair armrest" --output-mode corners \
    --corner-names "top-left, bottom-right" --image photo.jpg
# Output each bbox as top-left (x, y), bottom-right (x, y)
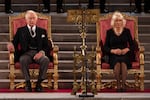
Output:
top-left (139, 46), bottom-right (145, 53)
top-left (9, 51), bottom-right (15, 65)
top-left (53, 45), bottom-right (59, 65)
top-left (139, 46), bottom-right (145, 65)
top-left (96, 46), bottom-right (102, 65)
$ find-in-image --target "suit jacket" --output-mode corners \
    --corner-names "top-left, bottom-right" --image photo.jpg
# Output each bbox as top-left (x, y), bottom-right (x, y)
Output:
top-left (12, 25), bottom-right (53, 62)
top-left (88, 0), bottom-right (106, 9)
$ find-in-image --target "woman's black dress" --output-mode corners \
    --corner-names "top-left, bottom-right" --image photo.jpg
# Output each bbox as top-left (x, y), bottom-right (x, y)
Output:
top-left (104, 28), bottom-right (134, 69)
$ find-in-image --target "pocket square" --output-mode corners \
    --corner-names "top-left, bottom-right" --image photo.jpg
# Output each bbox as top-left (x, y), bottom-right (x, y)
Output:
top-left (41, 34), bottom-right (45, 38)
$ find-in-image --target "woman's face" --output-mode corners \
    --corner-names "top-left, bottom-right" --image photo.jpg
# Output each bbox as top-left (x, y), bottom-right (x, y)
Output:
top-left (114, 18), bottom-right (123, 29)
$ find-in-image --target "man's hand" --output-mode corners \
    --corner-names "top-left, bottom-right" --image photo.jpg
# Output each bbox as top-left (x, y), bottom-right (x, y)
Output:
top-left (7, 42), bottom-right (14, 52)
top-left (33, 52), bottom-right (43, 60)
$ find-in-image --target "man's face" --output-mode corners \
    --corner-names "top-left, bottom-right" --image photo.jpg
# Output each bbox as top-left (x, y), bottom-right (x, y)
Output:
top-left (26, 13), bottom-right (37, 27)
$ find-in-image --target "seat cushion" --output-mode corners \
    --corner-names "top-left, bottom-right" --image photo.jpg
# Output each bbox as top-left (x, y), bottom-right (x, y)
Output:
top-left (15, 62), bottom-right (54, 69)
top-left (102, 62), bottom-right (140, 69)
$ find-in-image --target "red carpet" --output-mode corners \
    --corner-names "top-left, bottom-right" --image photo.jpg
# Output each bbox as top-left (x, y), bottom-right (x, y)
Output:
top-left (0, 89), bottom-right (72, 93)
top-left (0, 88), bottom-right (150, 93)
top-left (99, 88), bottom-right (150, 93)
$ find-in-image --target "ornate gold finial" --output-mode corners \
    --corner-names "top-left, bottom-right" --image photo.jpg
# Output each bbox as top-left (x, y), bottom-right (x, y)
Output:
top-left (67, 9), bottom-right (100, 24)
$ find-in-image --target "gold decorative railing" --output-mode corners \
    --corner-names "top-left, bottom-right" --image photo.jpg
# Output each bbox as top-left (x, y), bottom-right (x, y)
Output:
top-left (67, 8), bottom-right (99, 96)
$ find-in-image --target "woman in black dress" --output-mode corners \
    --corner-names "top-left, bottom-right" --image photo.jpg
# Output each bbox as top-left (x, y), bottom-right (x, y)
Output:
top-left (104, 12), bottom-right (134, 91)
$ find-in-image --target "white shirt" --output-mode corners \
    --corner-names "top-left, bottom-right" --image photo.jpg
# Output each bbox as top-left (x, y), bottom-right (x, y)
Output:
top-left (27, 25), bottom-right (36, 38)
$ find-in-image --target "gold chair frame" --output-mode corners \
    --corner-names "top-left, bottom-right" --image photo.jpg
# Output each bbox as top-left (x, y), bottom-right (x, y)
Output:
top-left (96, 12), bottom-right (145, 91)
top-left (9, 12), bottom-right (59, 90)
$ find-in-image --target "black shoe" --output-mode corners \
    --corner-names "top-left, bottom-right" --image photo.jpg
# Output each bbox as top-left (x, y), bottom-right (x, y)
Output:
top-left (57, 8), bottom-right (64, 13)
top-left (134, 9), bottom-right (141, 13)
top-left (35, 81), bottom-right (43, 92)
top-left (116, 88), bottom-right (122, 92)
top-left (25, 80), bottom-right (32, 92)
top-left (25, 86), bottom-right (32, 92)
top-left (42, 9), bottom-right (50, 13)
top-left (35, 84), bottom-right (42, 92)
top-left (88, 5), bottom-right (94, 9)
top-left (5, 9), bottom-right (13, 14)
top-left (121, 88), bottom-right (126, 92)
top-left (144, 10), bottom-right (150, 13)
top-left (101, 9), bottom-right (109, 13)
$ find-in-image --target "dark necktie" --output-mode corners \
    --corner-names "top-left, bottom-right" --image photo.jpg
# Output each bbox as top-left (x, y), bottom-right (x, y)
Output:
top-left (31, 28), bottom-right (34, 36)
top-left (30, 27), bottom-right (36, 38)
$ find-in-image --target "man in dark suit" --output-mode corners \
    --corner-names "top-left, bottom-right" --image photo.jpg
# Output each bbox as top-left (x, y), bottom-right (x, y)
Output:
top-left (42, 0), bottom-right (50, 13)
top-left (135, 0), bottom-right (150, 13)
top-left (42, 0), bottom-right (64, 13)
top-left (88, 0), bottom-right (108, 13)
top-left (5, 0), bottom-right (13, 13)
top-left (7, 10), bottom-right (51, 92)
top-left (56, 0), bottom-right (64, 13)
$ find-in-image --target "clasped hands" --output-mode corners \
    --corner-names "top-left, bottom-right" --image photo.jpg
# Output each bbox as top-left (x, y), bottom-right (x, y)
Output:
top-left (111, 48), bottom-right (129, 55)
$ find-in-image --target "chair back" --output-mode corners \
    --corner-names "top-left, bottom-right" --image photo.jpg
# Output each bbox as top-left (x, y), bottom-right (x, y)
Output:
top-left (9, 12), bottom-right (52, 41)
top-left (96, 13), bottom-right (138, 47)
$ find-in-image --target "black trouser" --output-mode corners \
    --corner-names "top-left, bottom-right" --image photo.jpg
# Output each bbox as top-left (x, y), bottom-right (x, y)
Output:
top-left (135, 0), bottom-right (141, 11)
top-left (144, 0), bottom-right (150, 11)
top-left (43, 0), bottom-right (63, 10)
top-left (19, 50), bottom-right (49, 81)
top-left (88, 0), bottom-right (106, 10)
top-left (99, 0), bottom-right (106, 10)
top-left (43, 0), bottom-right (50, 11)
top-left (88, 0), bottom-right (94, 9)
top-left (57, 0), bottom-right (63, 9)
top-left (5, 0), bottom-right (11, 12)
top-left (135, 0), bottom-right (150, 11)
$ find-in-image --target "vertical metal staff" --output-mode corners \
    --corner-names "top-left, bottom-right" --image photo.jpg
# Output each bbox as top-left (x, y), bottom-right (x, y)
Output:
top-left (67, 8), bottom-right (100, 96)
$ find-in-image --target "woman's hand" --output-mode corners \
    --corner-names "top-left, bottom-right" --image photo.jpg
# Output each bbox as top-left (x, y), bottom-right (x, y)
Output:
top-left (111, 48), bottom-right (129, 55)
top-left (111, 49), bottom-right (122, 55)
top-left (121, 48), bottom-right (129, 55)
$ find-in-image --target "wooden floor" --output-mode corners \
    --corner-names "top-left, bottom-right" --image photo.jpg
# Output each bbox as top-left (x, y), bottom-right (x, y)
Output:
top-left (0, 93), bottom-right (150, 100)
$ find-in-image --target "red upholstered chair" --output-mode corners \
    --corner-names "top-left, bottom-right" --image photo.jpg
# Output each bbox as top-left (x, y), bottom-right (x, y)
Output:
top-left (96, 12), bottom-right (145, 91)
top-left (9, 12), bottom-right (59, 90)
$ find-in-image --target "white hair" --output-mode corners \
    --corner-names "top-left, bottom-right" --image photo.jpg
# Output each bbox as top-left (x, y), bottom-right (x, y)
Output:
top-left (25, 10), bottom-right (38, 20)
top-left (110, 11), bottom-right (126, 27)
